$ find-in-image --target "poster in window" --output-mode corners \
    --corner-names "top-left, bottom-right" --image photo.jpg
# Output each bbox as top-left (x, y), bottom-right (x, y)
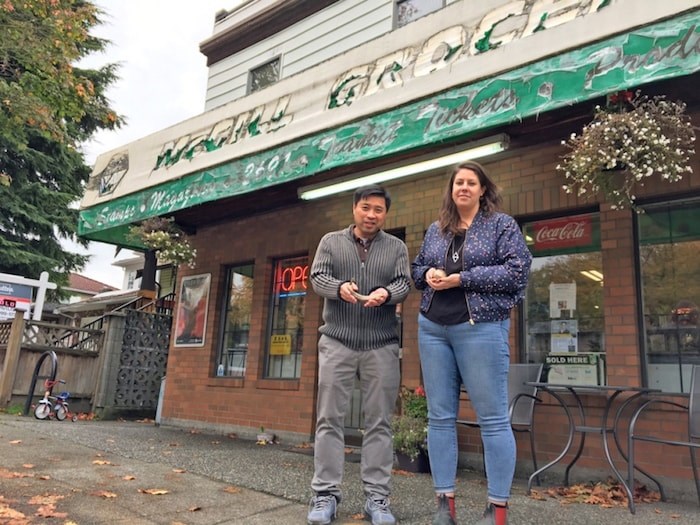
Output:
top-left (174, 273), bottom-right (211, 347)
top-left (551, 320), bottom-right (578, 353)
top-left (549, 282), bottom-right (577, 318)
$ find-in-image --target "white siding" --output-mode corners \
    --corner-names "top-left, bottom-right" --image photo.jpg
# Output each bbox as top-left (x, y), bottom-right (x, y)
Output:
top-left (204, 0), bottom-right (393, 110)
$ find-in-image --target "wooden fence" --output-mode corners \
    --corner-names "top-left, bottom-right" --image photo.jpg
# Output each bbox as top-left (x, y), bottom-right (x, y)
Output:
top-left (0, 314), bottom-right (104, 409)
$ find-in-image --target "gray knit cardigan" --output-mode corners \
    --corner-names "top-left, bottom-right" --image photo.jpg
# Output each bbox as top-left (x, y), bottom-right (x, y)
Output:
top-left (310, 225), bottom-right (411, 350)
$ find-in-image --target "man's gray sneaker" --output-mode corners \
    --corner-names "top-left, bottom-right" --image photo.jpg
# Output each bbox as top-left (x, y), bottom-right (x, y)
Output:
top-left (364, 496), bottom-right (397, 525)
top-left (307, 494), bottom-right (337, 525)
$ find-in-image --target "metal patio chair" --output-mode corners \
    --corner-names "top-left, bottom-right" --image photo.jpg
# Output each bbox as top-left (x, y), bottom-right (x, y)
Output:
top-left (628, 364), bottom-right (700, 509)
top-left (458, 363), bottom-right (543, 484)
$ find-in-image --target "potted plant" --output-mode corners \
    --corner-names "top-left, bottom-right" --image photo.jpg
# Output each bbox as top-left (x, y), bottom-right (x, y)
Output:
top-left (128, 217), bottom-right (197, 268)
top-left (557, 91), bottom-right (696, 211)
top-left (392, 385), bottom-right (429, 472)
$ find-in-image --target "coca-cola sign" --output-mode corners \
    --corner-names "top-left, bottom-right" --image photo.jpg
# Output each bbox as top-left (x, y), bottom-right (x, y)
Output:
top-left (532, 215), bottom-right (592, 251)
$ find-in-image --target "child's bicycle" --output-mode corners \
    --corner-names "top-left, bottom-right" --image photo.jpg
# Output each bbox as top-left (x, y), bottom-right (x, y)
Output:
top-left (34, 379), bottom-right (77, 422)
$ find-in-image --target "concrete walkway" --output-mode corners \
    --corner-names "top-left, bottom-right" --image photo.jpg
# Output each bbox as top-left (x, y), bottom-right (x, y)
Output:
top-left (0, 414), bottom-right (697, 524)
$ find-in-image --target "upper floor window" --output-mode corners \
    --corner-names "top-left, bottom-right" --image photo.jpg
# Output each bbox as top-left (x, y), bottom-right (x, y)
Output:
top-left (248, 57), bottom-right (280, 95)
top-left (396, 0), bottom-right (444, 28)
top-left (638, 198), bottom-right (700, 393)
top-left (265, 255), bottom-right (307, 379)
top-left (216, 264), bottom-right (254, 377)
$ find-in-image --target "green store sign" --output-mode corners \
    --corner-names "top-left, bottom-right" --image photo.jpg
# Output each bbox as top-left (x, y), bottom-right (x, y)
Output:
top-left (79, 11), bottom-right (700, 245)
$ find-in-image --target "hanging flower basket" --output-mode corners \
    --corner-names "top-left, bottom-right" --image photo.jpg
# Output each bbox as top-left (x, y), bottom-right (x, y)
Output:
top-left (557, 91), bottom-right (696, 211)
top-left (128, 217), bottom-right (197, 268)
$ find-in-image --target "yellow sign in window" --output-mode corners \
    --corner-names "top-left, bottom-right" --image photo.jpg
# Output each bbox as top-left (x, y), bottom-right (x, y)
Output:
top-left (269, 334), bottom-right (292, 355)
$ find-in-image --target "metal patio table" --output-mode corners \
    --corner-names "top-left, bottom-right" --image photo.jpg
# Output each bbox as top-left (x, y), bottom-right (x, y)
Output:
top-left (525, 382), bottom-right (660, 513)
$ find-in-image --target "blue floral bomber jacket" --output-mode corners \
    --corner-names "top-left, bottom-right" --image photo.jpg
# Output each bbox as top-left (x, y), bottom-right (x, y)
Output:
top-left (411, 210), bottom-right (532, 323)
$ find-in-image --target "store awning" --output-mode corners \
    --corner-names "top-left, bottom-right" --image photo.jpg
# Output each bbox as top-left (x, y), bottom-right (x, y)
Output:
top-left (78, 8), bottom-right (700, 246)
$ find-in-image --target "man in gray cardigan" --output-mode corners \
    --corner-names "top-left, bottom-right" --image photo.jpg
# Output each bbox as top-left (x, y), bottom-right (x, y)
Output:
top-left (307, 185), bottom-right (411, 525)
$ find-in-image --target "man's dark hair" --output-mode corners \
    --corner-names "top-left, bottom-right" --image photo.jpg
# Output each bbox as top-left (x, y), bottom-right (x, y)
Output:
top-left (353, 184), bottom-right (391, 211)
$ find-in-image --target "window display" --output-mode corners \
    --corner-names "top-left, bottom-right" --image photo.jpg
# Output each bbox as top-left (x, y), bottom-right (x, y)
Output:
top-left (638, 198), bottom-right (700, 393)
top-left (217, 264), bottom-right (254, 377)
top-left (265, 255), bottom-right (308, 379)
top-left (522, 213), bottom-right (605, 384)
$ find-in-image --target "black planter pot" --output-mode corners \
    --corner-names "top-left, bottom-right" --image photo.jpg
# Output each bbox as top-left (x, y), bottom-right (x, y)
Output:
top-left (395, 449), bottom-right (430, 473)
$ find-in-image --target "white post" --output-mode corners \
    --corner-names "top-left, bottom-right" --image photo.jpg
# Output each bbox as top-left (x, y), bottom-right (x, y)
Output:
top-left (32, 271), bottom-right (50, 321)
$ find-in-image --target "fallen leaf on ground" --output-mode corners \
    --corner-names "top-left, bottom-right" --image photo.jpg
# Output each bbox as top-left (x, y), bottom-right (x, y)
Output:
top-left (351, 512), bottom-right (365, 519)
top-left (223, 486), bottom-right (241, 494)
top-left (35, 505), bottom-right (67, 518)
top-left (188, 506), bottom-right (201, 512)
top-left (528, 478), bottom-right (660, 507)
top-left (123, 475), bottom-right (136, 480)
top-left (28, 495), bottom-right (63, 505)
top-left (92, 491), bottom-right (117, 498)
top-left (294, 442), bottom-right (312, 449)
top-left (9, 440), bottom-right (21, 444)
top-left (172, 468), bottom-right (186, 473)
top-left (0, 505), bottom-right (27, 521)
top-left (139, 488), bottom-right (169, 495)
top-left (0, 468), bottom-right (33, 479)
top-left (92, 459), bottom-right (112, 465)
top-left (22, 464), bottom-right (34, 469)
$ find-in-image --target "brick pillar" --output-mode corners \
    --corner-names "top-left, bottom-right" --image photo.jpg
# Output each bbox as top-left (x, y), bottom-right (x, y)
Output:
top-left (600, 205), bottom-right (642, 385)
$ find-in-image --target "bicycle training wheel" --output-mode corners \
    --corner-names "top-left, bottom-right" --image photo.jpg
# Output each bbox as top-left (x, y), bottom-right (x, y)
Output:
top-left (34, 403), bottom-right (51, 420)
top-left (55, 404), bottom-right (67, 421)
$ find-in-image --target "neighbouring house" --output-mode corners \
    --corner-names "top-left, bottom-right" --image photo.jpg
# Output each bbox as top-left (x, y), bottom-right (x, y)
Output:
top-left (76, 0), bottom-right (700, 495)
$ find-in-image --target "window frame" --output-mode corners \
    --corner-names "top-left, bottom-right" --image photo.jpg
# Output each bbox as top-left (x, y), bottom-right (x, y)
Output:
top-left (215, 262), bottom-right (255, 378)
top-left (263, 253), bottom-right (308, 379)
top-left (520, 211), bottom-right (606, 384)
top-left (394, 0), bottom-right (446, 29)
top-left (635, 196), bottom-right (700, 393)
top-left (247, 56), bottom-right (281, 95)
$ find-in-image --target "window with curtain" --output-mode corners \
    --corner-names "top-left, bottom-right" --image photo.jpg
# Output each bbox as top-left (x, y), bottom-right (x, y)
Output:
top-left (638, 198), bottom-right (700, 393)
top-left (216, 263), bottom-right (254, 378)
top-left (265, 255), bottom-right (307, 379)
top-left (522, 213), bottom-right (606, 384)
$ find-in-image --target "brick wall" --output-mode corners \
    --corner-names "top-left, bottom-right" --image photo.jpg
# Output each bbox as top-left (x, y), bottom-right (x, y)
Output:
top-left (161, 114), bottom-right (700, 485)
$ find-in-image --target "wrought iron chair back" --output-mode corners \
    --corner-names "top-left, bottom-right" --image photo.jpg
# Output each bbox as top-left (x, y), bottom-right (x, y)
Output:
top-left (458, 363), bottom-right (543, 482)
top-left (628, 364), bottom-right (700, 505)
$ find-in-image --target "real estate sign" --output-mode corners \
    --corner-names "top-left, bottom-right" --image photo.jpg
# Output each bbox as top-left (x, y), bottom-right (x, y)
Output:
top-left (0, 282), bottom-right (32, 321)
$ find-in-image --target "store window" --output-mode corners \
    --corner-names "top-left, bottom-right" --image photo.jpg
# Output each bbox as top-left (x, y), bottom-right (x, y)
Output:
top-left (265, 255), bottom-right (307, 379)
top-left (522, 213), bottom-right (606, 385)
top-left (638, 198), bottom-right (700, 393)
top-left (216, 263), bottom-right (254, 378)
top-left (396, 0), bottom-right (444, 28)
top-left (248, 57), bottom-right (280, 94)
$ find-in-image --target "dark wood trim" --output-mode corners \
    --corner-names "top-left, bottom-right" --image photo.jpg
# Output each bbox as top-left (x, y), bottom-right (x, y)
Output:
top-left (200, 0), bottom-right (341, 67)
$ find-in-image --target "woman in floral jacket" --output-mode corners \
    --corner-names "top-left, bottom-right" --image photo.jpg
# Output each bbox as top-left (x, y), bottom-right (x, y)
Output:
top-left (411, 161), bottom-right (531, 525)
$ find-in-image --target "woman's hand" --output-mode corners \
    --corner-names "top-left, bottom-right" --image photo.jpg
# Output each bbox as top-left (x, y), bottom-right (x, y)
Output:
top-left (426, 268), bottom-right (460, 290)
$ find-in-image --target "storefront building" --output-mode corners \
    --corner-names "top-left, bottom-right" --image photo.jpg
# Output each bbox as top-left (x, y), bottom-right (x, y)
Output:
top-left (79, 1), bottom-right (700, 489)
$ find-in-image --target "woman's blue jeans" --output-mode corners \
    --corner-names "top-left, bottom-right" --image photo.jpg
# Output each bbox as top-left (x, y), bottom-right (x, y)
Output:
top-left (418, 314), bottom-right (515, 503)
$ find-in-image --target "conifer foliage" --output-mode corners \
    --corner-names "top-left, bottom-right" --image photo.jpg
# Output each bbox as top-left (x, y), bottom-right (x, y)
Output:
top-left (0, 0), bottom-right (123, 294)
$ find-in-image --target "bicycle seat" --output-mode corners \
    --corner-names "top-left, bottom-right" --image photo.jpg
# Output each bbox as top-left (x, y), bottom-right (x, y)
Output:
top-left (56, 392), bottom-right (70, 401)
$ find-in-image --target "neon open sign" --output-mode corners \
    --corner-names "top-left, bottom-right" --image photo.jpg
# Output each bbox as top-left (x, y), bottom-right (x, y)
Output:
top-left (276, 264), bottom-right (308, 294)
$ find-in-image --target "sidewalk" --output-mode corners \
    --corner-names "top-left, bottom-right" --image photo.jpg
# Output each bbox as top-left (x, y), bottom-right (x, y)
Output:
top-left (0, 413), bottom-right (697, 524)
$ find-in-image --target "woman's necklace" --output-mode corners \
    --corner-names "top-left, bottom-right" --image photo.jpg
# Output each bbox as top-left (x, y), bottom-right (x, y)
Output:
top-left (451, 232), bottom-right (466, 263)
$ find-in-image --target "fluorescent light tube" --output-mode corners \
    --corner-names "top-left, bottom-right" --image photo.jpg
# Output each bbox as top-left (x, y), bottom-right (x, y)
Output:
top-left (299, 134), bottom-right (509, 201)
